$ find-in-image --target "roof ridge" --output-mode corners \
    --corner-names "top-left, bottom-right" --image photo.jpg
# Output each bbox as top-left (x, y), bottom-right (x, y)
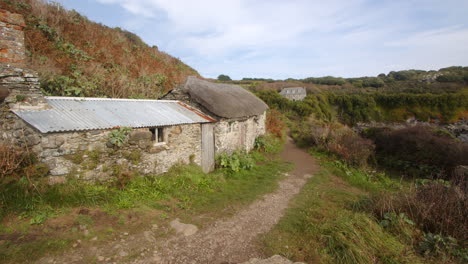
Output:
top-left (44, 96), bottom-right (179, 103)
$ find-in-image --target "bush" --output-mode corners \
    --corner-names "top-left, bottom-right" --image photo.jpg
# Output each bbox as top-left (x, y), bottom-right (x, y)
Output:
top-left (0, 144), bottom-right (24, 182)
top-left (265, 109), bottom-right (286, 139)
top-left (369, 179), bottom-right (467, 241)
top-left (291, 120), bottom-right (374, 167)
top-left (327, 130), bottom-right (375, 167)
top-left (373, 126), bottom-right (468, 179)
top-left (216, 151), bottom-right (255, 173)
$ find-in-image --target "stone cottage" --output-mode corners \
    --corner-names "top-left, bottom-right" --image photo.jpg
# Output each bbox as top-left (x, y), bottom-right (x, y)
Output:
top-left (164, 76), bottom-right (268, 154)
top-left (0, 10), bottom-right (268, 182)
top-left (279, 87), bottom-right (307, 101)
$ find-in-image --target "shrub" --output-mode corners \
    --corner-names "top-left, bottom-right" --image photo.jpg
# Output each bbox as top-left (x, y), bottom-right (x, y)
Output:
top-left (291, 120), bottom-right (375, 167)
top-left (0, 144), bottom-right (25, 182)
top-left (216, 151), bottom-right (254, 173)
top-left (417, 233), bottom-right (465, 260)
top-left (373, 126), bottom-right (468, 179)
top-left (369, 179), bottom-right (467, 241)
top-left (265, 109), bottom-right (286, 138)
top-left (327, 130), bottom-right (375, 167)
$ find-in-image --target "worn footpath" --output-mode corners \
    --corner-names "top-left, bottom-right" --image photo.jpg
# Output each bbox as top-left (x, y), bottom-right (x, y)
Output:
top-left (39, 138), bottom-right (318, 264)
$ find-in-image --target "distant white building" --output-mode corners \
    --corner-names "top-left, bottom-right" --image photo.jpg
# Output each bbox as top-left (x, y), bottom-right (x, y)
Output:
top-left (279, 87), bottom-right (307, 101)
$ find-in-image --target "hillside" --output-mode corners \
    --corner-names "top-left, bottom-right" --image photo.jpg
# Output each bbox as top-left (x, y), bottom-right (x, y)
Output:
top-left (0, 0), bottom-right (199, 98)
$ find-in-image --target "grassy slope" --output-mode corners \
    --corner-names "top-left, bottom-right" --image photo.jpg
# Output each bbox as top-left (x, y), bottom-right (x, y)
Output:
top-left (0, 0), bottom-right (199, 98)
top-left (261, 155), bottom-right (434, 264)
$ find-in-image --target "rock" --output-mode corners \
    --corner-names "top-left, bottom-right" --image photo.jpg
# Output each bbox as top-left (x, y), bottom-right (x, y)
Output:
top-left (143, 231), bottom-right (156, 242)
top-left (49, 166), bottom-right (69, 176)
top-left (119, 250), bottom-right (128, 257)
top-left (97, 256), bottom-right (105, 262)
top-left (47, 176), bottom-right (66, 185)
top-left (170, 218), bottom-right (198, 236)
top-left (116, 159), bottom-right (128, 166)
top-left (149, 144), bottom-right (168, 154)
top-left (128, 130), bottom-right (152, 143)
top-left (241, 255), bottom-right (304, 264)
top-left (25, 134), bottom-right (41, 145)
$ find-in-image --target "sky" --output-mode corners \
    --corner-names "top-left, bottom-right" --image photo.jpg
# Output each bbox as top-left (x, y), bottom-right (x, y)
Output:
top-left (56, 0), bottom-right (468, 80)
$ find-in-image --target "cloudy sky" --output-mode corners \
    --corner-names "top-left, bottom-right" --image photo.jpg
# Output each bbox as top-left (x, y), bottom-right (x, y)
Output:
top-left (57, 0), bottom-right (468, 80)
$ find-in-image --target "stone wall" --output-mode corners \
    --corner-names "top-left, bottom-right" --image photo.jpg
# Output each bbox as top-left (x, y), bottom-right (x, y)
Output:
top-left (214, 112), bottom-right (266, 153)
top-left (0, 9), bottom-right (46, 106)
top-left (0, 9), bottom-right (27, 66)
top-left (0, 113), bottom-right (202, 182)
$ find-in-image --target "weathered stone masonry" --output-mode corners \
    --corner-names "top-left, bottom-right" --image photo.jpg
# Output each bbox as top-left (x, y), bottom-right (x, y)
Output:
top-left (0, 9), bottom-right (27, 65)
top-left (1, 110), bottom-right (202, 182)
top-left (214, 113), bottom-right (266, 154)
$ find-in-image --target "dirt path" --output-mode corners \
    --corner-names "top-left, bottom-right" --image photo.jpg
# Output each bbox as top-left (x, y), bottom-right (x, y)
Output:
top-left (133, 138), bottom-right (319, 264)
top-left (39, 138), bottom-right (319, 264)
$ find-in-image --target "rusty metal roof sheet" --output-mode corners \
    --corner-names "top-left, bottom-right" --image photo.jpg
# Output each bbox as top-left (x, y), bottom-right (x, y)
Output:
top-left (13, 97), bottom-right (213, 133)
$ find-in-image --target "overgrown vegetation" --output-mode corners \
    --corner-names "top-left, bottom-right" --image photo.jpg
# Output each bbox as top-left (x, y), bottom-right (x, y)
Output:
top-left (263, 155), bottom-right (467, 263)
top-left (364, 126), bottom-right (468, 179)
top-left (256, 89), bottom-right (468, 125)
top-left (257, 83), bottom-right (467, 263)
top-left (108, 127), bottom-right (132, 147)
top-left (0, 0), bottom-right (199, 99)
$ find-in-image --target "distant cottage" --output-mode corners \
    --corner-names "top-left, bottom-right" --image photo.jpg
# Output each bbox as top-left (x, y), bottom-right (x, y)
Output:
top-left (0, 10), bottom-right (267, 183)
top-left (279, 87), bottom-right (307, 101)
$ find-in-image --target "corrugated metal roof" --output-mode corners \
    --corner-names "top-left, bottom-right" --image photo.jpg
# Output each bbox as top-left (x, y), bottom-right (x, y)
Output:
top-left (13, 97), bottom-right (213, 133)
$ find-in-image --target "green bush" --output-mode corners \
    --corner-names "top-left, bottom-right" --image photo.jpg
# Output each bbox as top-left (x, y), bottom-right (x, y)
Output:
top-left (216, 151), bottom-right (255, 173)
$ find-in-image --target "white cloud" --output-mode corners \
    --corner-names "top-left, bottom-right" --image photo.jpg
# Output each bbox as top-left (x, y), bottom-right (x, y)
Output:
top-left (94, 0), bottom-right (468, 78)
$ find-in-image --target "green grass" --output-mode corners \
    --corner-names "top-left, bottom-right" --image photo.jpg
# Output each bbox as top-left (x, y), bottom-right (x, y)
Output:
top-left (0, 238), bottom-right (72, 264)
top-left (0, 149), bottom-right (291, 263)
top-left (261, 167), bottom-right (428, 264)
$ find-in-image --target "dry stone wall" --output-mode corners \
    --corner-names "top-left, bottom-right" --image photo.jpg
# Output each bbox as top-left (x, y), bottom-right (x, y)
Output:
top-left (214, 112), bottom-right (266, 153)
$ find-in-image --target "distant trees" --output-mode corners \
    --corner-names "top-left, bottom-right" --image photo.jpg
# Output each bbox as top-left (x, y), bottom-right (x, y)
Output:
top-left (217, 74), bottom-right (232, 81)
top-left (303, 76), bottom-right (346, 85)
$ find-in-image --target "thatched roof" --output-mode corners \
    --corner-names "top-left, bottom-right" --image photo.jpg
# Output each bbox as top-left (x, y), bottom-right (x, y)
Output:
top-left (184, 76), bottom-right (268, 119)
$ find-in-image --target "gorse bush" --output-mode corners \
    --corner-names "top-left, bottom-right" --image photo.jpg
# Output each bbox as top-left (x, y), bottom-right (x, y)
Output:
top-left (371, 126), bottom-right (468, 179)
